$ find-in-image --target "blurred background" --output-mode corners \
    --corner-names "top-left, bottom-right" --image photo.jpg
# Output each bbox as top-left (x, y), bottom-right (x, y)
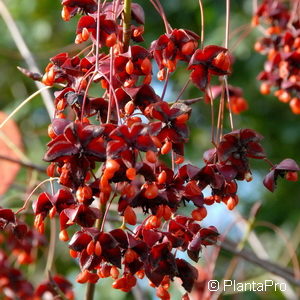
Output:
top-left (0, 0), bottom-right (299, 299)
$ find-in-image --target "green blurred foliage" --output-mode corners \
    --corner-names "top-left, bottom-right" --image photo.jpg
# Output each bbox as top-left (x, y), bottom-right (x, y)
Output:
top-left (0, 0), bottom-right (299, 299)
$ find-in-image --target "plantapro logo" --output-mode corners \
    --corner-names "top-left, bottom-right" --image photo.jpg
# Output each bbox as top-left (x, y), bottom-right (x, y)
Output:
top-left (207, 279), bottom-right (287, 292)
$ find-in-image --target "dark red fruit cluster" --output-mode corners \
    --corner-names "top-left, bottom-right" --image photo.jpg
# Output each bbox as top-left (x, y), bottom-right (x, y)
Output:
top-left (253, 0), bottom-right (300, 114)
top-left (1, 1), bottom-right (298, 299)
top-left (0, 208), bottom-right (73, 299)
top-left (35, 0), bottom-right (300, 298)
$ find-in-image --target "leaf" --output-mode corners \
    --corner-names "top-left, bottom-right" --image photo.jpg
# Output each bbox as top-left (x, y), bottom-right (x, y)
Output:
top-left (0, 112), bottom-right (23, 195)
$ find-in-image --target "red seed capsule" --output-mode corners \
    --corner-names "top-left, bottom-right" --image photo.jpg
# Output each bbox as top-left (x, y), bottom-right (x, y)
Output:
top-left (49, 206), bottom-right (57, 219)
top-left (156, 286), bottom-right (170, 299)
top-left (175, 113), bottom-right (189, 124)
top-left (260, 82), bottom-right (270, 95)
top-left (144, 183), bottom-right (159, 199)
top-left (106, 159), bottom-right (120, 173)
top-left (144, 215), bottom-right (161, 229)
top-left (124, 206), bottom-right (137, 225)
top-left (141, 58), bottom-right (152, 74)
top-left (61, 6), bottom-right (71, 21)
top-left (125, 101), bottom-right (135, 115)
top-left (161, 141), bottom-right (172, 155)
top-left (126, 168), bottom-right (136, 180)
top-left (47, 163), bottom-right (56, 177)
top-left (146, 150), bottom-right (157, 163)
top-left (106, 33), bottom-right (117, 47)
top-left (157, 170), bottom-right (167, 184)
top-left (166, 60), bottom-right (176, 72)
top-left (94, 241), bottom-right (102, 256)
top-left (81, 27), bottom-right (90, 41)
top-left (112, 277), bottom-right (127, 289)
top-left (59, 229), bottom-right (69, 242)
top-left (290, 98), bottom-right (300, 114)
top-left (136, 270), bottom-right (145, 279)
top-left (124, 249), bottom-right (138, 263)
top-left (86, 240), bottom-right (95, 256)
top-left (181, 41), bottom-right (195, 55)
top-left (175, 155), bottom-right (184, 164)
top-left (69, 249), bottom-right (78, 258)
top-left (110, 266), bottom-right (119, 279)
top-left (157, 69), bottom-right (166, 81)
top-left (163, 205), bottom-right (172, 220)
top-left (48, 124), bottom-right (56, 139)
top-left (76, 270), bottom-right (89, 284)
top-left (125, 60), bottom-right (134, 75)
top-left (285, 171), bottom-right (298, 182)
top-left (191, 207), bottom-right (207, 221)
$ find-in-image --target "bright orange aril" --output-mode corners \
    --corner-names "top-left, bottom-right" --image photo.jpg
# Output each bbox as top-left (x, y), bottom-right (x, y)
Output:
top-left (126, 168), bottom-right (136, 180)
top-left (124, 206), bottom-right (137, 225)
top-left (157, 170), bottom-right (167, 184)
top-left (144, 183), bottom-right (159, 199)
top-left (146, 150), bottom-right (157, 163)
top-left (125, 60), bottom-right (134, 75)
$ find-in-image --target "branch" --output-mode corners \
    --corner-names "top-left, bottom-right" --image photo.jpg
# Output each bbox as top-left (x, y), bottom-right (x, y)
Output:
top-left (219, 238), bottom-right (300, 287)
top-left (0, 0), bottom-right (55, 119)
top-left (0, 154), bottom-right (46, 173)
top-left (123, 0), bottom-right (132, 51)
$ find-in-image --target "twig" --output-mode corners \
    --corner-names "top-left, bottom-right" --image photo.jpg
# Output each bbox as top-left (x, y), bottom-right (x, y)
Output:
top-left (211, 203), bottom-right (260, 300)
top-left (255, 221), bottom-right (300, 281)
top-left (44, 218), bottom-right (57, 275)
top-left (0, 155), bottom-right (46, 172)
top-left (219, 238), bottom-right (300, 287)
top-left (15, 177), bottom-right (59, 214)
top-left (123, 0), bottom-right (132, 51)
top-left (198, 0), bottom-right (205, 49)
top-left (0, 0), bottom-right (55, 118)
top-left (85, 201), bottom-right (107, 300)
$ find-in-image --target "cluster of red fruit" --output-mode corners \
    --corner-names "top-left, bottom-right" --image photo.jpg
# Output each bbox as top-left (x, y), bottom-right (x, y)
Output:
top-left (0, 208), bottom-right (74, 299)
top-left (253, 0), bottom-right (300, 114)
top-left (38, 0), bottom-right (300, 298)
top-left (1, 0), bottom-right (299, 299)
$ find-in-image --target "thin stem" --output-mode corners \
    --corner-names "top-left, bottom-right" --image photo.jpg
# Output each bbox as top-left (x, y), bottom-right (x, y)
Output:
top-left (224, 0), bottom-right (230, 49)
top-left (149, 0), bottom-right (171, 33)
top-left (207, 86), bottom-right (216, 145)
top-left (216, 82), bottom-right (225, 144)
top-left (255, 221), bottom-right (300, 281)
top-left (175, 79), bottom-right (190, 102)
top-left (95, 0), bottom-right (101, 73)
top-left (0, 86), bottom-right (52, 129)
top-left (198, 0), bottom-right (205, 48)
top-left (224, 77), bottom-right (234, 131)
top-left (223, 0), bottom-right (234, 131)
top-left (123, 0), bottom-right (132, 51)
top-left (101, 193), bottom-right (116, 232)
top-left (0, 155), bottom-right (46, 172)
top-left (171, 150), bottom-right (175, 171)
top-left (45, 218), bottom-right (56, 274)
top-left (155, 0), bottom-right (172, 33)
top-left (107, 48), bottom-right (114, 123)
top-left (85, 201), bottom-right (107, 300)
top-left (0, 0), bottom-right (55, 118)
top-left (15, 177), bottom-right (59, 214)
top-left (161, 69), bottom-right (169, 100)
top-left (81, 72), bottom-right (96, 121)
